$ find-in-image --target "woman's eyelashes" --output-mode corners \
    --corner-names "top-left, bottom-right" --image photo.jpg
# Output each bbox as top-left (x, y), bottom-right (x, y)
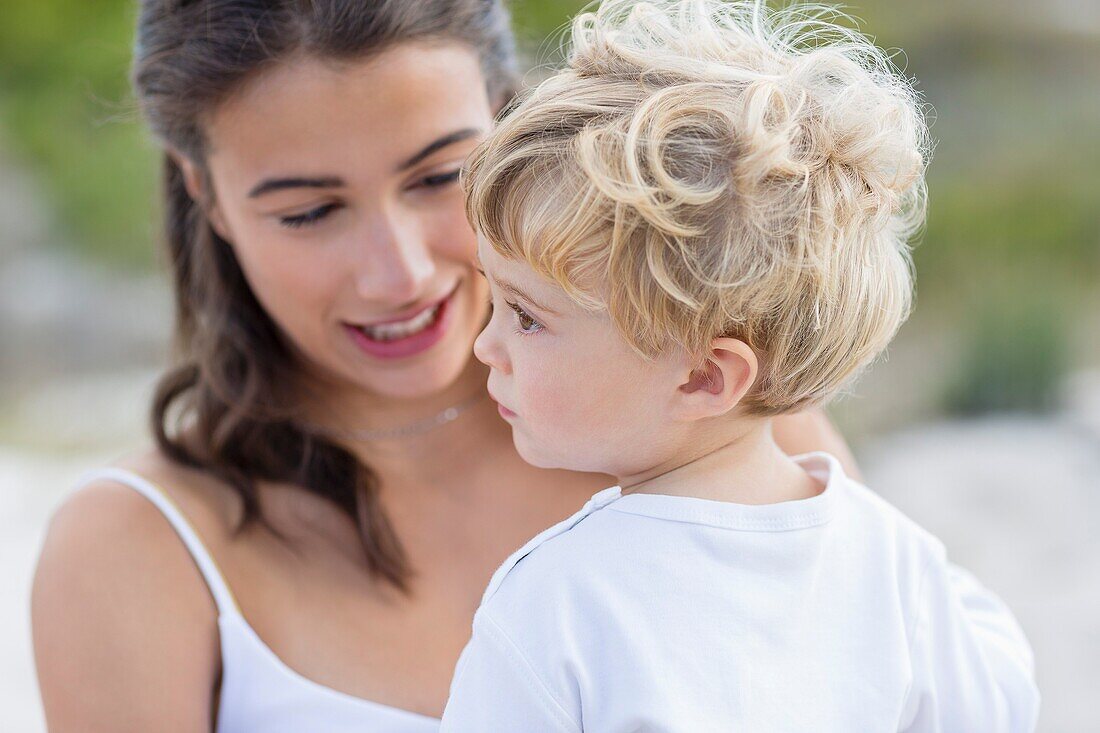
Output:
top-left (418, 169), bottom-right (461, 189)
top-left (277, 169), bottom-right (460, 229)
top-left (279, 202), bottom-right (340, 229)
top-left (507, 300), bottom-right (544, 335)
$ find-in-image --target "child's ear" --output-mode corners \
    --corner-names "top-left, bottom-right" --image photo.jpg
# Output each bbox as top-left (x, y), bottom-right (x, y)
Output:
top-left (672, 337), bottom-right (758, 421)
top-left (171, 150), bottom-right (233, 243)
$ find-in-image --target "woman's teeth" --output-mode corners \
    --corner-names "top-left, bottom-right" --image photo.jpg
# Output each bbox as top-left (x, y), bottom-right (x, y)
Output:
top-left (360, 303), bottom-right (441, 342)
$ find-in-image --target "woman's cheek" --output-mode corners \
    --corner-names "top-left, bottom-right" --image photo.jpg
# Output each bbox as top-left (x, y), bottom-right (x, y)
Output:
top-left (429, 200), bottom-right (479, 262)
top-left (250, 250), bottom-right (325, 314)
top-left (233, 237), bottom-right (338, 350)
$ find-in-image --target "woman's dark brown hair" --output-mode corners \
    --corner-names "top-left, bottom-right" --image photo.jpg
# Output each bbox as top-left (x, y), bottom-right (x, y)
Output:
top-left (132, 0), bottom-right (518, 589)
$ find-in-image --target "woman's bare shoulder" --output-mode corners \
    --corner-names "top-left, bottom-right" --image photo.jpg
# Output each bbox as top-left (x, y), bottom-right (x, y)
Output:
top-left (39, 448), bottom-right (242, 577)
top-left (31, 448), bottom-right (224, 731)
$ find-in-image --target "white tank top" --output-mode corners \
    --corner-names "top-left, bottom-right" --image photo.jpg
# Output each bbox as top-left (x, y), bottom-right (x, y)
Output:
top-left (82, 468), bottom-right (441, 733)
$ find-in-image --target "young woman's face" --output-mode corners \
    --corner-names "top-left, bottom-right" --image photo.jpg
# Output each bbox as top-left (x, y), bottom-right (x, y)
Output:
top-left (199, 44), bottom-right (495, 401)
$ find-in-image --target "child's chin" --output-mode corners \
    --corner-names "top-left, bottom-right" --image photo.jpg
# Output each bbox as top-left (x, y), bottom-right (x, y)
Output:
top-left (513, 435), bottom-right (605, 475)
top-left (513, 434), bottom-right (566, 471)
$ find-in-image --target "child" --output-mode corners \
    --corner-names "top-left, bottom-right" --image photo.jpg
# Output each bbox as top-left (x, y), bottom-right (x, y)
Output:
top-left (441, 1), bottom-right (1039, 730)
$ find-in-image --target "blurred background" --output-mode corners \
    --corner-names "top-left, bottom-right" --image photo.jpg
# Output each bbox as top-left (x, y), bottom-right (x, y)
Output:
top-left (1, 0), bottom-right (1097, 730)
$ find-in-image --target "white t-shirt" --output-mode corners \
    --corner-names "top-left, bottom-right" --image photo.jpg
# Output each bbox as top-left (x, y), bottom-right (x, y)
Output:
top-left (441, 453), bottom-right (1039, 732)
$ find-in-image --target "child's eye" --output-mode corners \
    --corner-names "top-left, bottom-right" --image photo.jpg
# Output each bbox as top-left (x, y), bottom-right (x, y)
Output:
top-left (280, 203), bottom-right (340, 229)
top-left (507, 300), bottom-right (544, 335)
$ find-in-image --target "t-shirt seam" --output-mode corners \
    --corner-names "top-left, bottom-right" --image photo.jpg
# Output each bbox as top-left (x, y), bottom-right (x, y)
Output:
top-left (481, 502), bottom-right (617, 607)
top-left (899, 551), bottom-right (940, 716)
top-left (906, 552), bottom-right (941, 651)
top-left (606, 504), bottom-right (833, 532)
top-left (477, 611), bottom-right (582, 733)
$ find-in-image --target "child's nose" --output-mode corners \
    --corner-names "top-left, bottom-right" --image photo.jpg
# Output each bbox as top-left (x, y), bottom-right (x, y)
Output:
top-left (473, 320), bottom-right (510, 374)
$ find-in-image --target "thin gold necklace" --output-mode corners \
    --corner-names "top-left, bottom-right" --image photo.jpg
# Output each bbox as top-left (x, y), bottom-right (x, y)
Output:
top-left (306, 392), bottom-right (485, 442)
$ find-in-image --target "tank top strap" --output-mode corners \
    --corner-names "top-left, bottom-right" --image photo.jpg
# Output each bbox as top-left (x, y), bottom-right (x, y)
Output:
top-left (79, 467), bottom-right (241, 617)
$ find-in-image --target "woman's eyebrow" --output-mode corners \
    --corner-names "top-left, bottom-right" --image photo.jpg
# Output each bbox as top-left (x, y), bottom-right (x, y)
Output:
top-left (397, 128), bottom-right (482, 172)
top-left (248, 176), bottom-right (344, 198)
top-left (245, 128), bottom-right (482, 198)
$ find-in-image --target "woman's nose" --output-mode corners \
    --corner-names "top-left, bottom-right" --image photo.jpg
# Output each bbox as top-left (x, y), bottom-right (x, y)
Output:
top-left (353, 210), bottom-right (436, 303)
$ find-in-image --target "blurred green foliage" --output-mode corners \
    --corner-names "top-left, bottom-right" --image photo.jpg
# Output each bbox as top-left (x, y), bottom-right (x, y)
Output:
top-left (2, 0), bottom-right (1098, 413)
top-left (0, 0), bottom-right (156, 267)
top-left (942, 291), bottom-right (1071, 415)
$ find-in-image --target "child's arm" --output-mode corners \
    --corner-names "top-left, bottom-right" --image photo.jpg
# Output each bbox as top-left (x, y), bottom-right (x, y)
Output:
top-left (441, 612), bottom-right (580, 733)
top-left (900, 559), bottom-right (1040, 732)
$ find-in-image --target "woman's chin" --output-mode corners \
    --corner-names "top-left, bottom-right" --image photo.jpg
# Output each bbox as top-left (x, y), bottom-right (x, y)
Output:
top-left (351, 346), bottom-right (484, 402)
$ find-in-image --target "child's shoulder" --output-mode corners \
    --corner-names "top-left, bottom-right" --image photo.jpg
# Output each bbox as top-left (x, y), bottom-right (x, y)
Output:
top-left (480, 486), bottom-right (635, 610)
top-left (825, 469), bottom-right (959, 625)
top-left (838, 472), bottom-right (948, 565)
top-left (468, 487), bottom-right (647, 667)
top-left (476, 458), bottom-right (954, 637)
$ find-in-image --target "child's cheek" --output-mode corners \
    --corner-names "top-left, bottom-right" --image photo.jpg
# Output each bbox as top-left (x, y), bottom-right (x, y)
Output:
top-left (520, 358), bottom-right (581, 441)
top-left (527, 362), bottom-right (572, 426)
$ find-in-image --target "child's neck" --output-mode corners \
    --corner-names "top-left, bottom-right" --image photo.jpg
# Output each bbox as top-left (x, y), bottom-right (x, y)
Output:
top-left (619, 420), bottom-right (824, 505)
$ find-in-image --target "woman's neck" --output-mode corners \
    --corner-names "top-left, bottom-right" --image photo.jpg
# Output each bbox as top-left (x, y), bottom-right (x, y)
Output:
top-left (300, 358), bottom-right (514, 488)
top-left (305, 356), bottom-right (489, 433)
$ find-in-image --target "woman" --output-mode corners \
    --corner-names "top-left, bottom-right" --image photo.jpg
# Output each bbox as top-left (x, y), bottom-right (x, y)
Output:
top-left (31, 1), bottom-right (858, 730)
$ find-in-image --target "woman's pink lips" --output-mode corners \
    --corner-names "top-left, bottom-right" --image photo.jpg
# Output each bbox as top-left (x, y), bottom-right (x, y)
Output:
top-left (344, 287), bottom-right (457, 360)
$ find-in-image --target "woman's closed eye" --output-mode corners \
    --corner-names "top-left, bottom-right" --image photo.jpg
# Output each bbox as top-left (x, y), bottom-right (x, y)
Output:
top-left (279, 202), bottom-right (341, 229)
top-left (507, 300), bottom-right (544, 335)
top-left (415, 169), bottom-right (461, 190)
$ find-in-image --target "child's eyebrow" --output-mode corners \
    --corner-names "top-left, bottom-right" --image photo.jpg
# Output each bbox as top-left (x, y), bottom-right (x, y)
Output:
top-left (493, 275), bottom-right (561, 316)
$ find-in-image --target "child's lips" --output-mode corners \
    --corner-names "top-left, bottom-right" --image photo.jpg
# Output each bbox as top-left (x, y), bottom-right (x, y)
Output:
top-left (488, 390), bottom-right (517, 419)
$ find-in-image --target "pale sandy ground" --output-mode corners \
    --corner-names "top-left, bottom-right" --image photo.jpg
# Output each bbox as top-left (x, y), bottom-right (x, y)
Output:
top-left (861, 416), bottom-right (1100, 732)
top-left (2, 373), bottom-right (1097, 731)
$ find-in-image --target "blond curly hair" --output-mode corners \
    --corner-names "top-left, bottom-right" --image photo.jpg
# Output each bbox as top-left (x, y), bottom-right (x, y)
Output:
top-left (465, 0), bottom-right (930, 415)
